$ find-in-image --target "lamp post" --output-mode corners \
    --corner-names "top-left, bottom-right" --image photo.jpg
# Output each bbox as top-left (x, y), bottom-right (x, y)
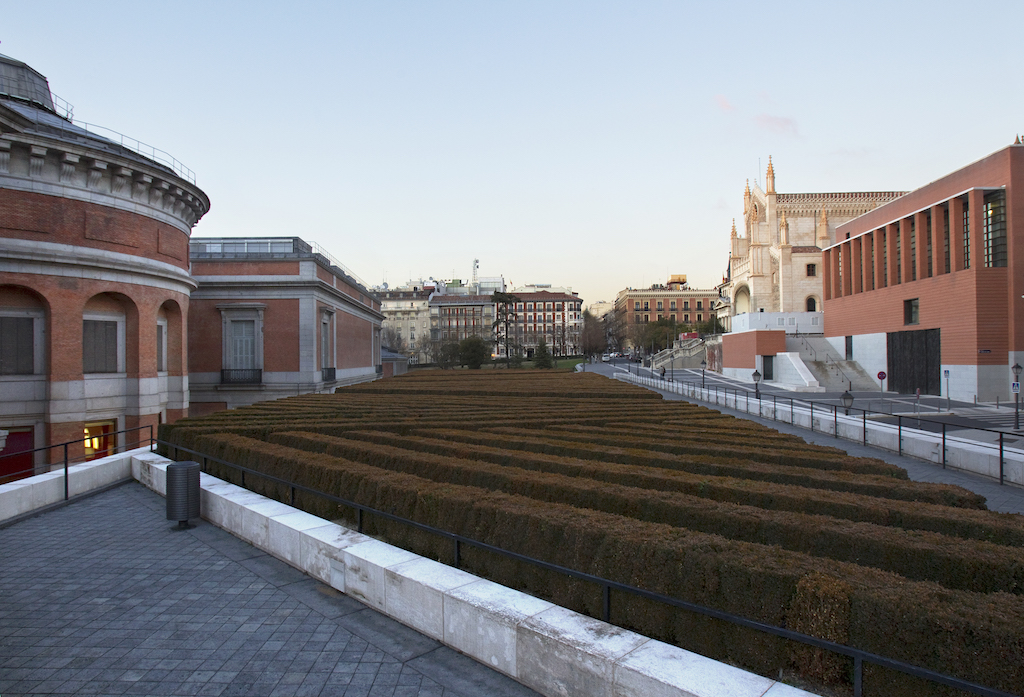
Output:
top-left (1013, 363), bottom-right (1022, 430)
top-left (700, 359), bottom-right (707, 389)
top-left (841, 389), bottom-right (854, 416)
top-left (752, 369), bottom-right (761, 401)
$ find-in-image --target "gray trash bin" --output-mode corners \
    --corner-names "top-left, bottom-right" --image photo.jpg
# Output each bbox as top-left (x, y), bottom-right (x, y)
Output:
top-left (166, 460), bottom-right (201, 528)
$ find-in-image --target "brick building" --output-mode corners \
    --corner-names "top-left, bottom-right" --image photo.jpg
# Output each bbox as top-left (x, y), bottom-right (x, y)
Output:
top-left (187, 237), bottom-right (383, 414)
top-left (614, 276), bottom-right (720, 348)
top-left (822, 142), bottom-right (1023, 401)
top-left (0, 53), bottom-right (209, 478)
top-left (507, 290), bottom-right (582, 358)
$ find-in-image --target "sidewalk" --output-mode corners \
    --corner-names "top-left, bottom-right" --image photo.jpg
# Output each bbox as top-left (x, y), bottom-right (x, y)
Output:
top-left (0, 482), bottom-right (540, 697)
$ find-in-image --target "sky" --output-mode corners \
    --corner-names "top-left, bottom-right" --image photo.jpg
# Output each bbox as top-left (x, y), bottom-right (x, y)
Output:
top-left (5, 1), bottom-right (1024, 307)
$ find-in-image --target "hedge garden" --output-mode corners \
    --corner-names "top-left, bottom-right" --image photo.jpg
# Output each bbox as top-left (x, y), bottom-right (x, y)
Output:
top-left (160, 371), bottom-right (1024, 696)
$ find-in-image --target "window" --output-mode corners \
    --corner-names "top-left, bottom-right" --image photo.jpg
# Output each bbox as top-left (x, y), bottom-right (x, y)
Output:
top-left (670, 301), bottom-right (676, 310)
top-left (683, 301), bottom-right (690, 310)
top-left (634, 301), bottom-right (640, 310)
top-left (963, 199), bottom-right (970, 269)
top-left (983, 190), bottom-right (1007, 267)
top-left (657, 301), bottom-right (663, 310)
top-left (806, 263), bottom-right (817, 277)
top-left (156, 322), bottom-right (167, 372)
top-left (697, 301), bottom-right (703, 311)
top-left (643, 302), bottom-right (649, 311)
top-left (904, 298), bottom-right (919, 325)
top-left (684, 314), bottom-right (689, 323)
top-left (806, 297), bottom-right (817, 312)
top-left (697, 314), bottom-right (703, 323)
top-left (0, 316), bottom-right (34, 375)
top-left (83, 320), bottom-right (119, 373)
top-left (218, 303), bottom-right (265, 382)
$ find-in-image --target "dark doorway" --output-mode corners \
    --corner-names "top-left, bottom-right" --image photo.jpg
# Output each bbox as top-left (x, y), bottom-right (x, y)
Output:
top-left (887, 329), bottom-right (941, 395)
top-left (762, 355), bottom-right (774, 381)
top-left (0, 427), bottom-right (34, 483)
top-left (845, 336), bottom-right (853, 361)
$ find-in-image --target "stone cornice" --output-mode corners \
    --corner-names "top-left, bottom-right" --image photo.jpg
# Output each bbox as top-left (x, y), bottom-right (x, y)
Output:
top-left (0, 132), bottom-right (210, 234)
top-left (191, 276), bottom-right (385, 322)
top-left (0, 236), bottom-right (197, 295)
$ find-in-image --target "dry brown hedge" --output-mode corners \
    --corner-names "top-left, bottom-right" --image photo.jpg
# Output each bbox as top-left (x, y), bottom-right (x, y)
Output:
top-left (160, 370), bottom-right (1024, 696)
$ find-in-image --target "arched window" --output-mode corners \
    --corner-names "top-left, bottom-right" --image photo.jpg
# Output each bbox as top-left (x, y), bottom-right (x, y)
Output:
top-left (806, 297), bottom-right (817, 312)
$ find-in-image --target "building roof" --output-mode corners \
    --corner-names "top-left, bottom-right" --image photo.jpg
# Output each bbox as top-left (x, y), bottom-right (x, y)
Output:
top-left (430, 294), bottom-right (494, 305)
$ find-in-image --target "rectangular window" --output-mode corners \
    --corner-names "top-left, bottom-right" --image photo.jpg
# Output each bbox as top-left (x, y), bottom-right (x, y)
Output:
top-left (684, 301), bottom-right (690, 311)
top-left (83, 320), bottom-right (118, 373)
top-left (684, 314), bottom-right (689, 323)
top-left (926, 214), bottom-right (933, 278)
top-left (904, 298), bottom-right (919, 326)
top-left (984, 190), bottom-right (1007, 267)
top-left (230, 320), bottom-right (256, 370)
top-left (656, 301), bottom-right (663, 310)
top-left (895, 230), bottom-right (902, 284)
top-left (697, 314), bottom-right (703, 323)
top-left (909, 218), bottom-right (917, 281)
top-left (963, 199), bottom-right (970, 269)
top-left (943, 207), bottom-right (950, 274)
top-left (696, 301), bottom-right (703, 311)
top-left (806, 263), bottom-right (817, 277)
top-left (670, 301), bottom-right (676, 310)
top-left (156, 324), bottom-right (166, 372)
top-left (643, 302), bottom-right (649, 311)
top-left (0, 316), bottom-right (34, 375)
top-left (881, 230), bottom-right (888, 287)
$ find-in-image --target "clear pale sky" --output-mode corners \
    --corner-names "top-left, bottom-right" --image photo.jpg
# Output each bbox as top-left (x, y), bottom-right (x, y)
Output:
top-left (5, 1), bottom-right (1024, 307)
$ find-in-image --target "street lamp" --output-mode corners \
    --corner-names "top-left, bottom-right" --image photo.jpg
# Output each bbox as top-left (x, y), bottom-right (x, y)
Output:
top-left (841, 389), bottom-right (854, 416)
top-left (700, 359), bottom-right (707, 389)
top-left (1013, 363), bottom-right (1022, 430)
top-left (752, 369), bottom-right (761, 400)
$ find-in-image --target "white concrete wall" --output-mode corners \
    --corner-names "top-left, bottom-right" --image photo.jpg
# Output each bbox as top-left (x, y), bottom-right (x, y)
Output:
top-left (732, 311), bottom-right (823, 335)
top-left (852, 333), bottom-right (887, 389)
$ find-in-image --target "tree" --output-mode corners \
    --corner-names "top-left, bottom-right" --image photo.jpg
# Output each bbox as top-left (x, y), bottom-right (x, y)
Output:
top-left (458, 335), bottom-right (490, 369)
top-left (533, 337), bottom-right (553, 369)
top-left (381, 325), bottom-right (406, 354)
top-left (698, 315), bottom-right (725, 335)
top-left (639, 318), bottom-right (679, 353)
top-left (491, 291), bottom-right (519, 368)
top-left (580, 310), bottom-right (607, 358)
top-left (436, 342), bottom-right (461, 369)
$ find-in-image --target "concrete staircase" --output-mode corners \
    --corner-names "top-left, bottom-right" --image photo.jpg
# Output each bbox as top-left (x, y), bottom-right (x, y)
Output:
top-left (787, 335), bottom-right (877, 391)
top-left (651, 339), bottom-right (706, 372)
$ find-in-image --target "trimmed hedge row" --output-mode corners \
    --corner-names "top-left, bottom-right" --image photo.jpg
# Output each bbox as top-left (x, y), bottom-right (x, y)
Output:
top-left (485, 426), bottom-right (905, 477)
top-left (267, 430), bottom-right (1024, 595)
top-left (174, 432), bottom-right (1024, 696)
top-left (331, 429), bottom-right (1024, 545)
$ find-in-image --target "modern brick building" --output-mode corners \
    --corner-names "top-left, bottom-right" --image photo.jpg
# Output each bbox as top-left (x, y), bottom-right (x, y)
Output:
top-left (187, 237), bottom-right (383, 415)
top-left (0, 54), bottom-right (209, 477)
top-left (822, 142), bottom-right (1023, 401)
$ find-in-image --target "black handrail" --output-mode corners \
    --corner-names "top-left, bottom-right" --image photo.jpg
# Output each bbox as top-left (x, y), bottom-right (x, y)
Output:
top-left (158, 437), bottom-right (1015, 697)
top-left (627, 373), bottom-right (1024, 487)
top-left (0, 425), bottom-right (154, 497)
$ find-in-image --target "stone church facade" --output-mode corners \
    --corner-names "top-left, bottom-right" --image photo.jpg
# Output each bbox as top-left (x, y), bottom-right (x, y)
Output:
top-left (726, 158), bottom-right (905, 319)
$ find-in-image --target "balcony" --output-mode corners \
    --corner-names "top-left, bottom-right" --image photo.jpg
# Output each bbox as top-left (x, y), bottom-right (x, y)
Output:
top-left (220, 369), bottom-right (262, 385)
top-left (322, 367), bottom-right (336, 382)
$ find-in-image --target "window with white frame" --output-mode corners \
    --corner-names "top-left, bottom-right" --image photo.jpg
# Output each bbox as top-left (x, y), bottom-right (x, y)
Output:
top-left (156, 320), bottom-right (168, 373)
top-left (83, 313), bottom-right (124, 374)
top-left (218, 304), bottom-right (265, 371)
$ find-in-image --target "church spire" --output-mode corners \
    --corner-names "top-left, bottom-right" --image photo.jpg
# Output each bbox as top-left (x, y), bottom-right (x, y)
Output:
top-left (766, 156), bottom-right (775, 194)
top-left (731, 218), bottom-right (737, 238)
top-left (743, 180), bottom-right (751, 214)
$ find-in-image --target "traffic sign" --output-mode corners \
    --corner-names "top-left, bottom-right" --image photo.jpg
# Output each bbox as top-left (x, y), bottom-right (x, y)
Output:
top-left (877, 371), bottom-right (886, 380)
top-left (1014, 382), bottom-right (1020, 394)
top-left (943, 370), bottom-right (950, 378)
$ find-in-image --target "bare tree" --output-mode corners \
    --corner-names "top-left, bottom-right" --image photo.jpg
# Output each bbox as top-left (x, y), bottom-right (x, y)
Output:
top-left (381, 325), bottom-right (406, 353)
top-left (491, 291), bottom-right (519, 368)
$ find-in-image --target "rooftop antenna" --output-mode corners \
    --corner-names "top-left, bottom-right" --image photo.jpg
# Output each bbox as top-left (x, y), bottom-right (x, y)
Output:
top-left (472, 258), bottom-right (479, 287)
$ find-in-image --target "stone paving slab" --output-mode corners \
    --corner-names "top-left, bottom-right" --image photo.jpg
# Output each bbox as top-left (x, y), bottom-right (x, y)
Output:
top-left (0, 482), bottom-right (541, 697)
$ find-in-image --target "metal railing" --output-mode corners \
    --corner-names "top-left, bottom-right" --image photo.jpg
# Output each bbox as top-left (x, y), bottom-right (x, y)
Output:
top-left (627, 373), bottom-right (1024, 487)
top-left (154, 437), bottom-right (1015, 697)
top-left (220, 369), bottom-right (262, 385)
top-left (0, 425), bottom-right (154, 496)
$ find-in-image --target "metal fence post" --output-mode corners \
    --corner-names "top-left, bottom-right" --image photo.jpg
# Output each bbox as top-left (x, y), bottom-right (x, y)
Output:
top-left (863, 410), bottom-right (867, 446)
top-left (833, 405), bottom-right (838, 439)
top-left (999, 433), bottom-right (1005, 485)
top-left (810, 401), bottom-right (814, 433)
top-left (64, 443), bottom-right (69, 501)
top-left (941, 424), bottom-right (946, 468)
top-left (898, 416), bottom-right (903, 456)
top-left (773, 395), bottom-right (777, 421)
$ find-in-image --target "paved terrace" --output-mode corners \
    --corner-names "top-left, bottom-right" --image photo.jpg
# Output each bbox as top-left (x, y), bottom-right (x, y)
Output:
top-left (0, 483), bottom-right (540, 697)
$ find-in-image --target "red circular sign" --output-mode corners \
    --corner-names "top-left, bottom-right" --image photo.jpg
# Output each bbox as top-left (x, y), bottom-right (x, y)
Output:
top-left (877, 371), bottom-right (887, 380)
